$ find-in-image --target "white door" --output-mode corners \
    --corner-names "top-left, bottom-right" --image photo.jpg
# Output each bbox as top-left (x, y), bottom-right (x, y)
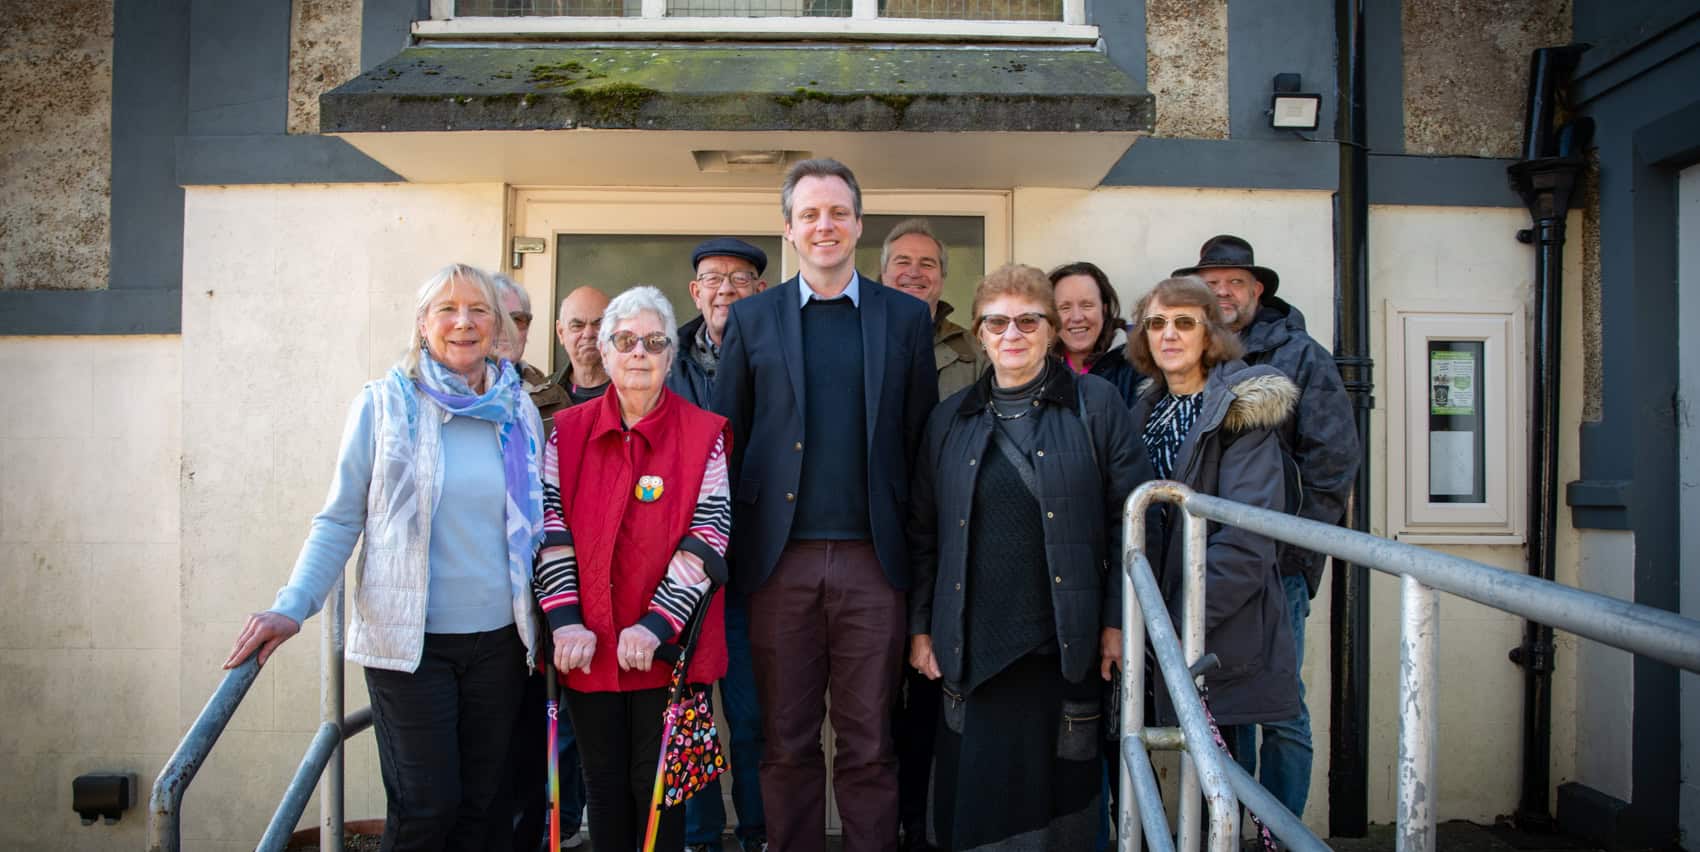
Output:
top-left (511, 186), bottom-right (1012, 834)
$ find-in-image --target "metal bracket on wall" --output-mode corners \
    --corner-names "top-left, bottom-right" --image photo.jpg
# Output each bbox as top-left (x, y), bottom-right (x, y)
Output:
top-left (512, 236), bottom-right (546, 270)
top-left (1508, 640), bottom-right (1556, 673)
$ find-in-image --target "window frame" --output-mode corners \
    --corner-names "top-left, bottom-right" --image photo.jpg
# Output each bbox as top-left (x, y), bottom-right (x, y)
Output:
top-left (418, 0), bottom-right (1096, 43)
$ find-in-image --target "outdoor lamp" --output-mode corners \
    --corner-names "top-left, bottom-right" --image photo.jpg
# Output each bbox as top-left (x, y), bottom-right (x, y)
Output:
top-left (1270, 73), bottom-right (1322, 131)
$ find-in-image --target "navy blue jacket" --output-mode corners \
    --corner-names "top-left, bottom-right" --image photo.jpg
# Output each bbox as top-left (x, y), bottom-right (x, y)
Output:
top-left (712, 275), bottom-right (938, 593)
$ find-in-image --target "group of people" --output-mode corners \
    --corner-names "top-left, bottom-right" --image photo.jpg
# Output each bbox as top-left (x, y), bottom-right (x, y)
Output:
top-left (223, 157), bottom-right (1359, 852)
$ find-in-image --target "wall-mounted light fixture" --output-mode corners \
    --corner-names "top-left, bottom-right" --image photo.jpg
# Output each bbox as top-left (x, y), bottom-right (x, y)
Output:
top-left (1269, 73), bottom-right (1322, 131)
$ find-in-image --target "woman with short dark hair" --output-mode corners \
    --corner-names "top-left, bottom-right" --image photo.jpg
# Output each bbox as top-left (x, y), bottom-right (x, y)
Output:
top-left (909, 264), bottom-right (1151, 850)
top-left (1127, 275), bottom-right (1303, 776)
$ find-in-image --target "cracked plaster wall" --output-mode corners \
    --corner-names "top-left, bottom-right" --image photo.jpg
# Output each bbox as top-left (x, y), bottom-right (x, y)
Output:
top-left (288, 0), bottom-right (363, 135)
top-left (1404, 0), bottom-right (1572, 158)
top-left (1145, 0), bottom-right (1228, 139)
top-left (0, 0), bottom-right (113, 291)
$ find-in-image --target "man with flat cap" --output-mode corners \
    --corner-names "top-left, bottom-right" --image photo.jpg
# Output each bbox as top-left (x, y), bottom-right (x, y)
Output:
top-left (669, 236), bottom-right (771, 852)
top-left (1173, 234), bottom-right (1360, 820)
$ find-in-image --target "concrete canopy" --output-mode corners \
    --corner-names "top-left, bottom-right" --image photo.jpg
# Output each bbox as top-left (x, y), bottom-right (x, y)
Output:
top-left (321, 45), bottom-right (1153, 188)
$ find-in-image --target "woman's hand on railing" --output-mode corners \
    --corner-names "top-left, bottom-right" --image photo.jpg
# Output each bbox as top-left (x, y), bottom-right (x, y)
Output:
top-left (1099, 628), bottom-right (1123, 681)
top-left (223, 611), bottom-right (301, 669)
top-left (909, 634), bottom-right (941, 680)
top-left (553, 624), bottom-right (597, 674)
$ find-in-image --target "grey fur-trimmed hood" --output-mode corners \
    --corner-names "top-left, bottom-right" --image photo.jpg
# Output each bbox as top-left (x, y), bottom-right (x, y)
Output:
top-left (1222, 371), bottom-right (1298, 432)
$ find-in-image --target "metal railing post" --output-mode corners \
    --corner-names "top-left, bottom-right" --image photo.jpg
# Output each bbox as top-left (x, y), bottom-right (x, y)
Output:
top-left (321, 575), bottom-right (346, 850)
top-left (1177, 506), bottom-right (1210, 852)
top-left (1121, 490), bottom-right (1148, 852)
top-left (1397, 576), bottom-right (1439, 852)
top-left (147, 657), bottom-right (263, 852)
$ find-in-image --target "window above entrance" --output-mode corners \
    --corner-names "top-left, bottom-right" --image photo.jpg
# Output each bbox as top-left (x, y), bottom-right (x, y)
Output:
top-left (419, 0), bottom-right (1094, 43)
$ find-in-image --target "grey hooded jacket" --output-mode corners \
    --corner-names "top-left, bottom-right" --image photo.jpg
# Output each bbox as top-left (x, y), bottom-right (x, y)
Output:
top-left (1239, 297), bottom-right (1361, 596)
top-left (1132, 360), bottom-right (1302, 726)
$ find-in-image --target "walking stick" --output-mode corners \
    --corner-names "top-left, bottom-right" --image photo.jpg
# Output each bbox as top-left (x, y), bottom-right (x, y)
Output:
top-left (546, 661), bottom-right (561, 852)
top-left (641, 644), bottom-right (685, 852)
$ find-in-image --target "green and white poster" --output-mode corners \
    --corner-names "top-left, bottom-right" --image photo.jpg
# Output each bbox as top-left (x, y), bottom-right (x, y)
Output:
top-left (1430, 350), bottom-right (1476, 415)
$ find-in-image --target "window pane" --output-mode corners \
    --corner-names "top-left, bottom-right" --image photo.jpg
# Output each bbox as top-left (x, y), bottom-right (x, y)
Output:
top-left (856, 214), bottom-right (987, 320)
top-left (456, 0), bottom-right (639, 15)
top-left (667, 0), bottom-right (851, 15)
top-left (551, 233), bottom-right (784, 373)
top-left (878, 0), bottom-right (1062, 21)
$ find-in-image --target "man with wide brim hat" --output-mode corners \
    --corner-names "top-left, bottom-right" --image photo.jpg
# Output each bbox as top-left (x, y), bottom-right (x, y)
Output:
top-left (1170, 232), bottom-right (1359, 825)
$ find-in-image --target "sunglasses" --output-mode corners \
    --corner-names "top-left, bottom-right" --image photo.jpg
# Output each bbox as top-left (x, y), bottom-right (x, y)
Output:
top-left (978, 312), bottom-right (1048, 334)
top-left (1141, 314), bottom-right (1202, 333)
top-left (609, 331), bottom-right (672, 354)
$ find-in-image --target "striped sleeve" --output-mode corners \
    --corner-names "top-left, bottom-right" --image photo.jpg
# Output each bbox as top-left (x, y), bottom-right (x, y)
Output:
top-left (638, 432), bottom-right (731, 641)
top-left (533, 428), bottom-right (582, 630)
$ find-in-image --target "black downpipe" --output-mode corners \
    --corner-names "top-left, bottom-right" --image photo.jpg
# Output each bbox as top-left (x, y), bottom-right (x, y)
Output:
top-left (1328, 0), bottom-right (1372, 838)
top-left (1507, 43), bottom-right (1590, 833)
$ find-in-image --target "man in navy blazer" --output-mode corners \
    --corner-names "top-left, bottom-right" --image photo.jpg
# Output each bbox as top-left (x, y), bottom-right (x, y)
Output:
top-left (713, 158), bottom-right (937, 851)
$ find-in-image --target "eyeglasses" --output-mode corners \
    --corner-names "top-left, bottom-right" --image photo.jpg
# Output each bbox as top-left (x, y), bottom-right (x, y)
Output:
top-left (565, 317), bottom-right (603, 334)
top-left (1142, 314), bottom-right (1202, 333)
top-left (978, 313), bottom-right (1048, 335)
top-left (609, 331), bottom-right (672, 354)
top-left (508, 311), bottom-right (532, 330)
top-left (695, 272), bottom-right (758, 291)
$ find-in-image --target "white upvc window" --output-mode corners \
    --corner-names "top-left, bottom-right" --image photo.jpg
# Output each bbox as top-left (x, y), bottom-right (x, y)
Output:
top-left (418, 0), bottom-right (1096, 43)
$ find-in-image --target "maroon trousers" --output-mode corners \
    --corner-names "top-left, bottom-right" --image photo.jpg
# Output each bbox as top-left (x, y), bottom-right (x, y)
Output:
top-left (749, 540), bottom-right (905, 852)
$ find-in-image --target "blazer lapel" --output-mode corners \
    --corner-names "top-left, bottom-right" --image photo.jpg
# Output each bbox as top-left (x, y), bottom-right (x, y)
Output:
top-left (776, 277), bottom-right (807, 421)
top-left (861, 279), bottom-right (888, 448)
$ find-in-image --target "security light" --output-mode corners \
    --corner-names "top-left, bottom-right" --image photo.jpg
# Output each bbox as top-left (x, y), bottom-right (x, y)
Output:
top-left (1269, 73), bottom-right (1322, 132)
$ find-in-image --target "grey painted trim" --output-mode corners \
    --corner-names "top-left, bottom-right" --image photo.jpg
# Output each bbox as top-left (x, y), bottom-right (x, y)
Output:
top-left (1364, 0), bottom-right (1404, 154)
top-left (186, 0), bottom-right (291, 135)
top-left (1573, 8), bottom-right (1700, 107)
top-left (1227, 0), bottom-right (1336, 141)
top-left (1088, 0), bottom-right (1146, 90)
top-left (3, 0), bottom-right (191, 336)
top-left (1101, 138), bottom-right (1338, 190)
top-left (0, 289), bottom-right (180, 336)
top-left (1366, 155), bottom-right (1521, 207)
top-left (363, 0), bottom-right (427, 71)
top-left (177, 135), bottom-right (404, 185)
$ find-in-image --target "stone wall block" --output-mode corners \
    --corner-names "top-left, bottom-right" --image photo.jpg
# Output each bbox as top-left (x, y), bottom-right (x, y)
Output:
top-left (1404, 0), bottom-right (1572, 158)
top-left (1146, 0), bottom-right (1229, 139)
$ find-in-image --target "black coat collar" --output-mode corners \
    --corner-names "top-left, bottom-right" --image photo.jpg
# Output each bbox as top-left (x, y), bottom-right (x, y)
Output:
top-left (956, 357), bottom-right (1077, 416)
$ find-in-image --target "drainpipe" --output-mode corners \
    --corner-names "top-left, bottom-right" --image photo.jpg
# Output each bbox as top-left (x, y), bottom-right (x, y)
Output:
top-left (1328, 0), bottom-right (1372, 837)
top-left (1507, 43), bottom-right (1590, 833)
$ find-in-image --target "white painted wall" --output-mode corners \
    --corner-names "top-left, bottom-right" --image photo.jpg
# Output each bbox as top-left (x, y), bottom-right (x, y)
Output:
top-left (0, 335), bottom-right (182, 851)
top-left (177, 183), bottom-right (506, 847)
top-left (1677, 162), bottom-right (1699, 851)
top-left (1367, 205), bottom-right (1584, 824)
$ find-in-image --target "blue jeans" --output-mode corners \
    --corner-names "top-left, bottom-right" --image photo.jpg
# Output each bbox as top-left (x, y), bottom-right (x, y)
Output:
top-left (1225, 574), bottom-right (1314, 818)
top-left (684, 595), bottom-right (767, 843)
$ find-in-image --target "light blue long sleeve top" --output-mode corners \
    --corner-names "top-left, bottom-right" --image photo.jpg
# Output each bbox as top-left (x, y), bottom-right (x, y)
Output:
top-left (270, 387), bottom-right (514, 634)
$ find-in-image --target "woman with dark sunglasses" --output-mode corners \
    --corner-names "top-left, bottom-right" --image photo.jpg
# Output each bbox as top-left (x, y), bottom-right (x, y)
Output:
top-left (907, 264), bottom-right (1152, 849)
top-left (534, 285), bottom-right (733, 851)
top-left (1126, 275), bottom-right (1303, 786)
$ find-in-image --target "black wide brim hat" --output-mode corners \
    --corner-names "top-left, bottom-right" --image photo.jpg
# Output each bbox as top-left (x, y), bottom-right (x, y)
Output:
top-left (1171, 234), bottom-right (1279, 296)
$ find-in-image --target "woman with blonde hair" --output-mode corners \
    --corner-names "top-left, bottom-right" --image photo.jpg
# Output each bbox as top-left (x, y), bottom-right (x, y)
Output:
top-left (225, 263), bottom-right (545, 850)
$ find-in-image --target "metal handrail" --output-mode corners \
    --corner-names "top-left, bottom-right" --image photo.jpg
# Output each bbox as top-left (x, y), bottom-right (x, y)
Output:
top-left (257, 706), bottom-right (375, 852)
top-left (147, 656), bottom-right (262, 852)
top-left (148, 578), bottom-right (352, 851)
top-left (1116, 481), bottom-right (1700, 852)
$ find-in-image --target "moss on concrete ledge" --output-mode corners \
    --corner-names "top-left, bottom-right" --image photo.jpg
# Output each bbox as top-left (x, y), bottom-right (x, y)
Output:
top-left (321, 45), bottom-right (1153, 134)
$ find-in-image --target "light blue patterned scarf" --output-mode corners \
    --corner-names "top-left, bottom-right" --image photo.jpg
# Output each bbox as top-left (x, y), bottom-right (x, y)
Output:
top-left (409, 351), bottom-right (546, 599)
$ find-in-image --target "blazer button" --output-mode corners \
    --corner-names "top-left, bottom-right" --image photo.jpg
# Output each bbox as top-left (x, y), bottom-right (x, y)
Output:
top-left (954, 582), bottom-right (961, 591)
top-left (1046, 511), bottom-right (1055, 519)
top-left (794, 441), bottom-right (803, 451)
top-left (1036, 449), bottom-right (1045, 457)
top-left (786, 492), bottom-right (796, 502)
top-left (1055, 576), bottom-right (1063, 584)
top-left (969, 458), bottom-right (976, 466)
top-left (958, 518), bottom-right (966, 527)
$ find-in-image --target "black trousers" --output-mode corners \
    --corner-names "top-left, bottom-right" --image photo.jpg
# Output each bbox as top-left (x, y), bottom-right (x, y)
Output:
top-left (894, 667), bottom-right (941, 835)
top-left (563, 686), bottom-right (685, 852)
top-left (364, 627), bottom-right (529, 852)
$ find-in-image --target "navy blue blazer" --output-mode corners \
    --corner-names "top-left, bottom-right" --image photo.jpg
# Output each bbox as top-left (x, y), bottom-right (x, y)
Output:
top-left (712, 275), bottom-right (939, 593)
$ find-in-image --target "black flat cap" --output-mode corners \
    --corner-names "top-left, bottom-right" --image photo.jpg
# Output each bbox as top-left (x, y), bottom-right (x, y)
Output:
top-left (691, 238), bottom-right (768, 277)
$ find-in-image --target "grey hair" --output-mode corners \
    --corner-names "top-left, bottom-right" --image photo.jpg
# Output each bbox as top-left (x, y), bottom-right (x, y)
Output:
top-left (780, 157), bottom-right (863, 222)
top-left (879, 217), bottom-right (948, 278)
top-left (492, 272), bottom-right (531, 313)
top-left (598, 285), bottom-right (679, 351)
top-left (401, 263), bottom-right (515, 378)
